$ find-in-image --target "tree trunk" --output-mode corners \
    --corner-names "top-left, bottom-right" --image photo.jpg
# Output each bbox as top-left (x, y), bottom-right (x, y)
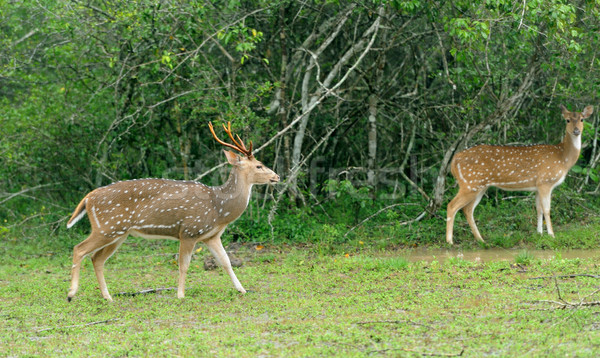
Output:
top-left (290, 5), bottom-right (384, 200)
top-left (367, 93), bottom-right (378, 189)
top-left (278, 5), bottom-right (291, 176)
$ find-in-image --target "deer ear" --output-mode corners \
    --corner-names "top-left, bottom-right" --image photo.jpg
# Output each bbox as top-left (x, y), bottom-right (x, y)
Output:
top-left (560, 104), bottom-right (569, 118)
top-left (582, 105), bottom-right (594, 119)
top-left (223, 150), bottom-right (241, 165)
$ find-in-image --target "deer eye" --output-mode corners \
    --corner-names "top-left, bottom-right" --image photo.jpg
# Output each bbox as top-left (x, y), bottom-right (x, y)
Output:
top-left (566, 119), bottom-right (570, 123)
top-left (256, 165), bottom-right (263, 169)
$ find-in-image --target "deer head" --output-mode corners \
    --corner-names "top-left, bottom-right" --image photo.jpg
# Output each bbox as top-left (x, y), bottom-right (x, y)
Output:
top-left (210, 122), bottom-right (280, 186)
top-left (561, 104), bottom-right (593, 147)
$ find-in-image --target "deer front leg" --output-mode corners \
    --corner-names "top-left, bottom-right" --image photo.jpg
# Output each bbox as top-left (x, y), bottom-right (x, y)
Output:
top-left (538, 186), bottom-right (555, 237)
top-left (177, 238), bottom-right (197, 299)
top-left (535, 192), bottom-right (544, 234)
top-left (204, 234), bottom-right (246, 294)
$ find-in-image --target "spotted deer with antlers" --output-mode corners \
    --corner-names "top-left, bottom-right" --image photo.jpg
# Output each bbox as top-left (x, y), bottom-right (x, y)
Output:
top-left (66, 122), bottom-right (280, 301)
top-left (446, 105), bottom-right (594, 244)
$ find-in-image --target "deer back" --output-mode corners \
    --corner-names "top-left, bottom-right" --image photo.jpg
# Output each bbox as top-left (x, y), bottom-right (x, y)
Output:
top-left (82, 179), bottom-right (239, 240)
top-left (451, 144), bottom-right (571, 191)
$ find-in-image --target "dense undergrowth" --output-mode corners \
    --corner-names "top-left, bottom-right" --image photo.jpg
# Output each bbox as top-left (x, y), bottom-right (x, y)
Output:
top-left (3, 178), bottom-right (600, 254)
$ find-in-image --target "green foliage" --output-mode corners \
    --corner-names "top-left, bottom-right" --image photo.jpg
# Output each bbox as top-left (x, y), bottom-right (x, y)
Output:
top-left (572, 165), bottom-right (599, 183)
top-left (2, 0), bottom-right (600, 247)
top-left (218, 24), bottom-right (265, 64)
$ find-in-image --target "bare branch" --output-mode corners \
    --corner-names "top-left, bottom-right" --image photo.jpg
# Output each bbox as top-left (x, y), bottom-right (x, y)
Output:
top-left (12, 29), bottom-right (38, 47)
top-left (344, 203), bottom-right (424, 238)
top-left (0, 183), bottom-right (59, 206)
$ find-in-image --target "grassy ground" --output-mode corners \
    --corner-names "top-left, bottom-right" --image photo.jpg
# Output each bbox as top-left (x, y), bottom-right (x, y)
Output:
top-left (2, 234), bottom-right (600, 357)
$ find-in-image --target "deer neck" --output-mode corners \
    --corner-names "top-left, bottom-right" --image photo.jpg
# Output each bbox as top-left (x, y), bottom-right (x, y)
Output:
top-left (213, 167), bottom-right (253, 221)
top-left (560, 131), bottom-right (581, 167)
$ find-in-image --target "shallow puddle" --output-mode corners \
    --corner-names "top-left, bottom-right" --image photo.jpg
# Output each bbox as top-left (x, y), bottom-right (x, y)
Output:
top-left (402, 248), bottom-right (600, 264)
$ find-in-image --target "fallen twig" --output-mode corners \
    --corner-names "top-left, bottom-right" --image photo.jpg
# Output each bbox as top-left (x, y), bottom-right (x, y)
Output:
top-left (114, 287), bottom-right (176, 297)
top-left (533, 299), bottom-right (600, 309)
top-left (529, 274), bottom-right (600, 280)
top-left (356, 319), bottom-right (432, 329)
top-left (368, 346), bottom-right (464, 356)
top-left (531, 276), bottom-right (600, 309)
top-left (36, 318), bottom-right (118, 332)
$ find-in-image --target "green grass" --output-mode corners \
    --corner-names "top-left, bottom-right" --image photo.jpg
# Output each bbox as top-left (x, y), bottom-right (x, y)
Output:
top-left (515, 250), bottom-right (534, 265)
top-left (3, 235), bottom-right (600, 357)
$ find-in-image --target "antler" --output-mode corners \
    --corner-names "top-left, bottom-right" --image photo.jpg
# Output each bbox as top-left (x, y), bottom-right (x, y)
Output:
top-left (208, 121), bottom-right (253, 158)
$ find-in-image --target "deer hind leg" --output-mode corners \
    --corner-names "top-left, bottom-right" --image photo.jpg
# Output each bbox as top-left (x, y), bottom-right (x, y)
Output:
top-left (91, 235), bottom-right (127, 301)
top-left (538, 186), bottom-right (555, 237)
top-left (204, 234), bottom-right (246, 294)
top-left (446, 187), bottom-right (485, 244)
top-left (68, 232), bottom-right (124, 301)
top-left (177, 238), bottom-right (197, 299)
top-left (462, 189), bottom-right (487, 242)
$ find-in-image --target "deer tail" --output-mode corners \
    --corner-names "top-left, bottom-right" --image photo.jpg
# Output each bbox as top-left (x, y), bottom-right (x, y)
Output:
top-left (66, 197), bottom-right (88, 229)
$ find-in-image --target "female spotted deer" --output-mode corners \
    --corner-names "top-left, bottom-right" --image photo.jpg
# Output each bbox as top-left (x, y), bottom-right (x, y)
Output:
top-left (66, 122), bottom-right (279, 301)
top-left (446, 105), bottom-right (593, 244)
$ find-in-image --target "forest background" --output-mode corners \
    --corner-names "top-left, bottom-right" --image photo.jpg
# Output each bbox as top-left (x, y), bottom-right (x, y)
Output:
top-left (2, 0), bottom-right (600, 248)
